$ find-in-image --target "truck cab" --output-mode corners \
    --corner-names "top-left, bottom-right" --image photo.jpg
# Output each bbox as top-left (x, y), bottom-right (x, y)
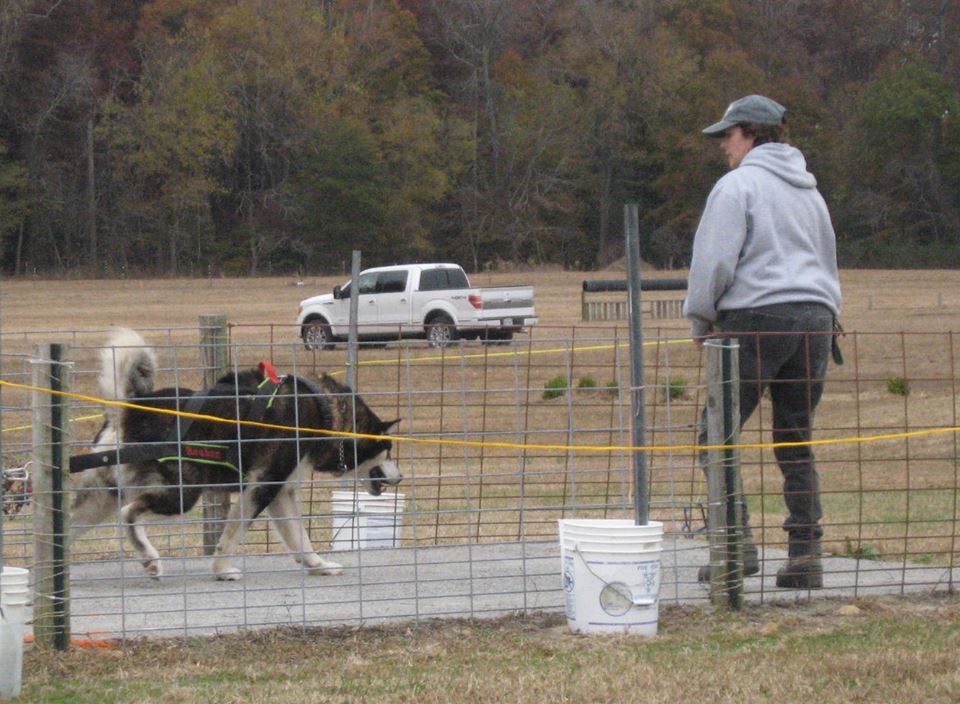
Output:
top-left (297, 263), bottom-right (536, 349)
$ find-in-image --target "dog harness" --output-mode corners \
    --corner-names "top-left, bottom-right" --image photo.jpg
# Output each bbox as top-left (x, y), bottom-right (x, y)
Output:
top-left (69, 362), bottom-right (290, 474)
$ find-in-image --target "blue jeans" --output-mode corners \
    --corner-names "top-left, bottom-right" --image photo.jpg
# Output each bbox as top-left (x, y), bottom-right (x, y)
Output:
top-left (698, 302), bottom-right (834, 544)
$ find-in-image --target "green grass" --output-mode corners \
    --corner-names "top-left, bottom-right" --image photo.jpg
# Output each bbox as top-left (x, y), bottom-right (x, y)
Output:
top-left (840, 537), bottom-right (881, 561)
top-left (576, 375), bottom-right (598, 390)
top-left (542, 375), bottom-right (568, 400)
top-left (664, 376), bottom-right (688, 401)
top-left (739, 487), bottom-right (960, 564)
top-left (19, 596), bottom-right (960, 703)
top-left (541, 375), bottom-right (619, 399)
top-left (887, 376), bottom-right (910, 396)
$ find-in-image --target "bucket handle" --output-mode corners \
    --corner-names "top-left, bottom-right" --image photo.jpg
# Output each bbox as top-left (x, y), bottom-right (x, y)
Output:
top-left (573, 543), bottom-right (658, 607)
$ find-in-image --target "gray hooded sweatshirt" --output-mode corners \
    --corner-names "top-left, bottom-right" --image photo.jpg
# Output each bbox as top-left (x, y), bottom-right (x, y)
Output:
top-left (683, 143), bottom-right (841, 338)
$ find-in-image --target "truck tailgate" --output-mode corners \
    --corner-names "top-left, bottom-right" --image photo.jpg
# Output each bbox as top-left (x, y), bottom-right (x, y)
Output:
top-left (479, 286), bottom-right (534, 311)
top-left (477, 285), bottom-right (537, 328)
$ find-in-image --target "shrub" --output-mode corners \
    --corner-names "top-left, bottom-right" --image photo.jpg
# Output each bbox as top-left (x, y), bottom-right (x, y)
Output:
top-left (665, 376), bottom-right (687, 401)
top-left (842, 538), bottom-right (880, 561)
top-left (577, 375), bottom-right (598, 390)
top-left (887, 376), bottom-right (910, 396)
top-left (542, 375), bottom-right (568, 400)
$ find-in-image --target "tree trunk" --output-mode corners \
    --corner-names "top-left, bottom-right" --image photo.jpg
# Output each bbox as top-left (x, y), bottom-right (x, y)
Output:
top-left (14, 219), bottom-right (24, 275)
top-left (86, 118), bottom-right (96, 265)
top-left (170, 216), bottom-right (179, 274)
top-left (595, 159), bottom-right (612, 265)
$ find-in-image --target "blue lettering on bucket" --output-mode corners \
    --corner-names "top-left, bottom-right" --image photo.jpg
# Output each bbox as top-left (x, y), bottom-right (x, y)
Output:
top-left (587, 618), bottom-right (659, 627)
top-left (562, 555), bottom-right (577, 621)
top-left (586, 559), bottom-right (659, 567)
top-left (639, 562), bottom-right (659, 594)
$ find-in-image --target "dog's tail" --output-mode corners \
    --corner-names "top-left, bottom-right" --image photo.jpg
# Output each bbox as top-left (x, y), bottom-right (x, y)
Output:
top-left (99, 328), bottom-right (157, 400)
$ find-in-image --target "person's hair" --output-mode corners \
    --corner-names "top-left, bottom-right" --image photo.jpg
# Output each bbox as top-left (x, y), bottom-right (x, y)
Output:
top-left (738, 120), bottom-right (787, 145)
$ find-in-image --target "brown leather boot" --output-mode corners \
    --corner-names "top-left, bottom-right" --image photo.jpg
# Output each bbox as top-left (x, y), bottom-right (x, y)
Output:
top-left (776, 538), bottom-right (823, 589)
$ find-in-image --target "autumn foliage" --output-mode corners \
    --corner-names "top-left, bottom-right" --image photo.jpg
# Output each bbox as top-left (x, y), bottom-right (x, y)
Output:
top-left (1, 0), bottom-right (958, 275)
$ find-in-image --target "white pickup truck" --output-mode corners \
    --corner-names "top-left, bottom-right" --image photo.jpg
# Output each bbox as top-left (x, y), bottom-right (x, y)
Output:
top-left (296, 263), bottom-right (538, 349)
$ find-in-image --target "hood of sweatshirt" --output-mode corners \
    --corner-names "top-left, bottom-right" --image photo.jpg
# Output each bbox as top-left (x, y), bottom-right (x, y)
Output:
top-left (740, 143), bottom-right (817, 189)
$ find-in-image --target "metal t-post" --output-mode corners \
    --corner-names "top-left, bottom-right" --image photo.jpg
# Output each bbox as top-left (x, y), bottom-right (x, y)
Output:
top-left (345, 251), bottom-right (361, 492)
top-left (347, 250), bottom-right (361, 391)
top-left (200, 315), bottom-right (230, 555)
top-left (704, 338), bottom-right (743, 609)
top-left (624, 203), bottom-right (648, 525)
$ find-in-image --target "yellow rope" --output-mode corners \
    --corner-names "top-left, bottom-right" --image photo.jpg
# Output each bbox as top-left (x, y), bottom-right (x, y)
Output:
top-left (2, 413), bottom-right (104, 434)
top-left (2, 378), bottom-right (958, 455)
top-left (324, 337), bottom-right (689, 372)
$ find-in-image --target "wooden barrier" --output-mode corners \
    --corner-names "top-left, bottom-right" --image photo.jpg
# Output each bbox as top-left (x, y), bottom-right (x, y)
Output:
top-left (582, 298), bottom-right (629, 321)
top-left (650, 298), bottom-right (685, 319)
top-left (581, 293), bottom-right (685, 321)
top-left (580, 278), bottom-right (687, 322)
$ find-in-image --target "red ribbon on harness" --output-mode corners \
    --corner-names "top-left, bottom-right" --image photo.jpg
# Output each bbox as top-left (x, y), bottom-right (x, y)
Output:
top-left (258, 360), bottom-right (281, 384)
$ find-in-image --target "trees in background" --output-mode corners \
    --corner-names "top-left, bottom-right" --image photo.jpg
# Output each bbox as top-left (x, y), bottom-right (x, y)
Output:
top-left (1, 0), bottom-right (958, 275)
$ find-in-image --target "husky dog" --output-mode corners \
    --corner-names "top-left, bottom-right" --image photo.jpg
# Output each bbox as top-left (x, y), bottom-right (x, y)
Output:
top-left (71, 328), bottom-right (402, 581)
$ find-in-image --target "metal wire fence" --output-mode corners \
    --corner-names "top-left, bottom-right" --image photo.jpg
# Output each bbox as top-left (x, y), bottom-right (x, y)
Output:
top-left (1, 322), bottom-right (958, 642)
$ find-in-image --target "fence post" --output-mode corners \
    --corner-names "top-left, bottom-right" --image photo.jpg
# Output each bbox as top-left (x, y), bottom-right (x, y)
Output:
top-left (31, 343), bottom-right (72, 649)
top-left (624, 203), bottom-right (648, 525)
top-left (704, 338), bottom-right (744, 609)
top-left (199, 315), bottom-right (231, 555)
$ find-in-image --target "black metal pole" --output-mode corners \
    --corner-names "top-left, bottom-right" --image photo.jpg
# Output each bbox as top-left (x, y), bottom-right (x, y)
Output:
top-left (582, 279), bottom-right (688, 293)
top-left (347, 250), bottom-right (361, 391)
top-left (625, 204), bottom-right (648, 525)
top-left (49, 344), bottom-right (70, 649)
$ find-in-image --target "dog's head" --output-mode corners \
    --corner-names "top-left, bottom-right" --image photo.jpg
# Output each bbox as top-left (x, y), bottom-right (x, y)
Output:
top-left (309, 374), bottom-right (403, 496)
top-left (349, 418), bottom-right (402, 496)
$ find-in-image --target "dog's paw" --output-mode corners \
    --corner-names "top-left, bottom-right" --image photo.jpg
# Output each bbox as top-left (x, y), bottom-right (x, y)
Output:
top-left (307, 558), bottom-right (343, 576)
top-left (143, 560), bottom-right (163, 580)
top-left (214, 567), bottom-right (243, 582)
top-left (299, 552), bottom-right (343, 575)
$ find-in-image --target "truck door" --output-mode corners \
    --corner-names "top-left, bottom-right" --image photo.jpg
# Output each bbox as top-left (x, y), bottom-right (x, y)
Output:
top-left (374, 269), bottom-right (410, 337)
top-left (353, 271), bottom-right (380, 335)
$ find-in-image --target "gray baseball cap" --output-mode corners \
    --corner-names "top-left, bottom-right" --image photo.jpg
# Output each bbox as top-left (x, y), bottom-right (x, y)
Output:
top-left (702, 94), bottom-right (786, 136)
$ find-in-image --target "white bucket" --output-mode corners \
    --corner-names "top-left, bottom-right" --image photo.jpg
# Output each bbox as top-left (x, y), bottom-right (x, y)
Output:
top-left (331, 491), bottom-right (405, 551)
top-left (558, 519), bottom-right (663, 636)
top-left (0, 566), bottom-right (31, 699)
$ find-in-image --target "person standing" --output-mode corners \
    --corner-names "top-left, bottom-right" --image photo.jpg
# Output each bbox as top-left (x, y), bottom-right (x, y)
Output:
top-left (684, 95), bottom-right (842, 589)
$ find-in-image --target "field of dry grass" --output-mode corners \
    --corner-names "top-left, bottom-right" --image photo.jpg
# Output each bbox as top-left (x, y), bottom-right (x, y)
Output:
top-left (5, 266), bottom-right (960, 334)
top-left (4, 269), bottom-right (960, 702)
top-left (4, 269), bottom-right (599, 334)
top-left (4, 269), bottom-right (960, 557)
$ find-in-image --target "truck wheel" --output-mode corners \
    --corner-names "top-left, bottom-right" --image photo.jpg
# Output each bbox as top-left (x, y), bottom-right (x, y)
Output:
top-left (303, 320), bottom-right (333, 350)
top-left (427, 314), bottom-right (458, 348)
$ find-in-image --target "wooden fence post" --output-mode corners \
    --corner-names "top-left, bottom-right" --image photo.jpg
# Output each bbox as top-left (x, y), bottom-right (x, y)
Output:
top-left (199, 315), bottom-right (231, 555)
top-left (705, 338), bottom-right (744, 609)
top-left (31, 343), bottom-right (72, 649)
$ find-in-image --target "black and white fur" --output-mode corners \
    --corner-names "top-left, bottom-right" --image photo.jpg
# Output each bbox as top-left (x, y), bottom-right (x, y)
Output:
top-left (71, 328), bottom-right (402, 581)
